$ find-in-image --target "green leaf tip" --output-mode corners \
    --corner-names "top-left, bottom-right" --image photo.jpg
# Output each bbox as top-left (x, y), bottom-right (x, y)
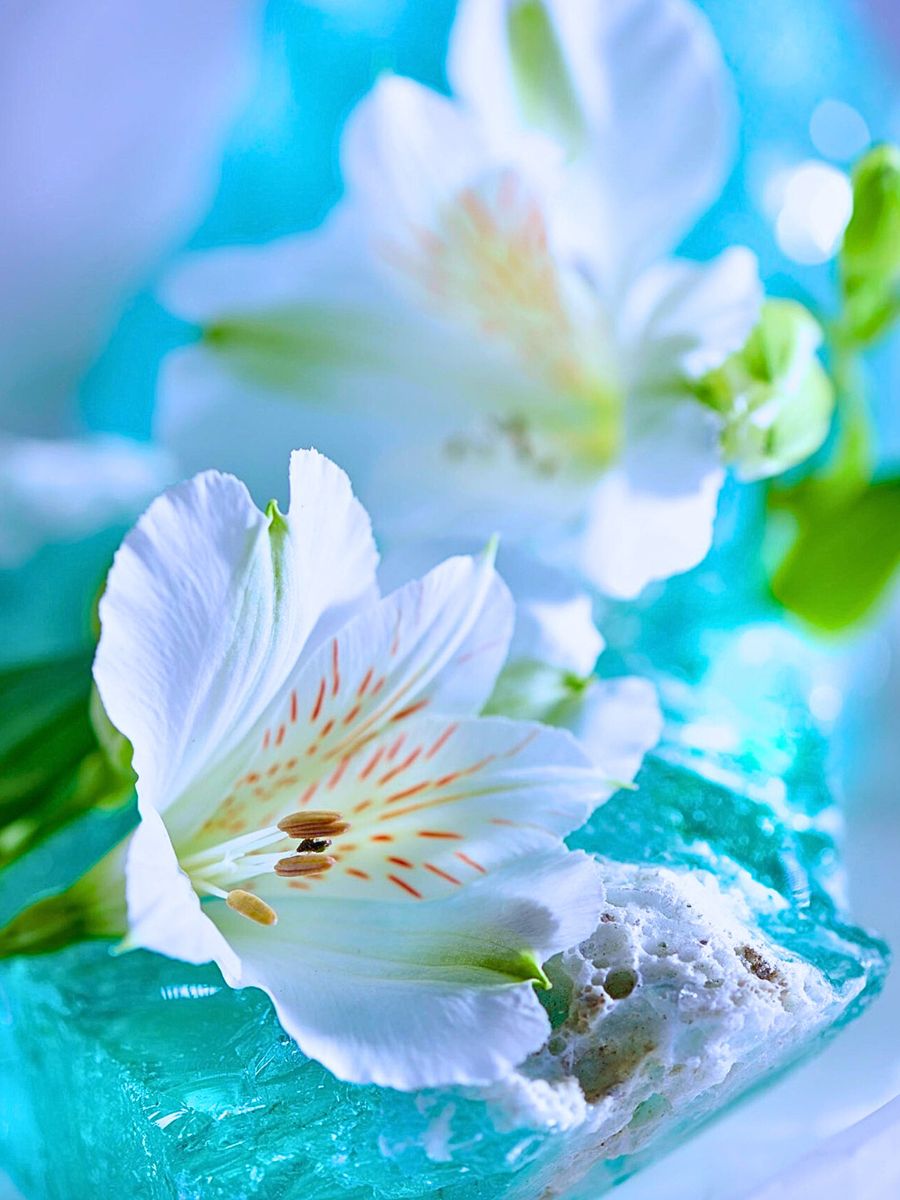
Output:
top-left (266, 499), bottom-right (288, 532)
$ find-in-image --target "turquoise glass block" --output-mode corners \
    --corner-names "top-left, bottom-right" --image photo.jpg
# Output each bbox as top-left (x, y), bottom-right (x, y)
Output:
top-left (0, 538), bottom-right (886, 1200)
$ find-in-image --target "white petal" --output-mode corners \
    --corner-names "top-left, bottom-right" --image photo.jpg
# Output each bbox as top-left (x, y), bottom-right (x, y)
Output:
top-left (124, 808), bottom-right (240, 976)
top-left (450, 0), bottom-right (734, 277)
top-left (578, 401), bottom-right (724, 598)
top-left (180, 554), bottom-right (515, 847)
top-left (247, 713), bottom-right (604, 903)
top-left (561, 676), bottom-right (663, 778)
top-left (211, 850), bottom-right (605, 1089)
top-left (162, 204), bottom-right (379, 325)
top-left (340, 75), bottom-right (497, 253)
top-left (379, 539), bottom-right (603, 677)
top-left (93, 451), bottom-right (377, 820)
top-left (621, 248), bottom-right (763, 389)
top-left (0, 434), bottom-right (173, 566)
top-left (0, 0), bottom-right (256, 425)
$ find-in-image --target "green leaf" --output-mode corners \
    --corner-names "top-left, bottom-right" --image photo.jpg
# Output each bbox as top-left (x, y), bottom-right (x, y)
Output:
top-left (770, 477), bottom-right (900, 632)
top-left (0, 654), bottom-right (134, 870)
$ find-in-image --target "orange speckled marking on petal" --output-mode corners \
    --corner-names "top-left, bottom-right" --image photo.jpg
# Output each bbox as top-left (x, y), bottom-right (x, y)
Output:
top-left (379, 748), bottom-right (421, 785)
top-left (290, 690), bottom-right (298, 723)
top-left (385, 733), bottom-right (406, 762)
top-left (455, 851), bottom-right (486, 874)
top-left (390, 698), bottom-right (430, 723)
top-left (385, 781), bottom-right (431, 805)
top-left (353, 798), bottom-right (374, 815)
top-left (424, 862), bottom-right (462, 886)
top-left (327, 755), bottom-right (351, 790)
top-left (358, 746), bottom-right (385, 781)
top-left (331, 639), bottom-right (341, 695)
top-left (371, 833), bottom-right (393, 843)
top-left (346, 867), bottom-right (371, 880)
top-left (343, 703), bottom-right (362, 726)
top-left (425, 723), bottom-right (458, 759)
top-left (357, 667), bottom-right (374, 698)
top-left (311, 678), bottom-right (326, 722)
top-left (387, 856), bottom-right (414, 869)
top-left (417, 830), bottom-right (464, 839)
top-left (388, 874), bottom-right (422, 899)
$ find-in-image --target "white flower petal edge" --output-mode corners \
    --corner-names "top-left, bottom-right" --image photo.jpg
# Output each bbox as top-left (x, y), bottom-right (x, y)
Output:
top-left (562, 676), bottom-right (664, 780)
top-left (379, 538), bottom-right (603, 678)
top-left (215, 850), bottom-right (603, 1089)
top-left (577, 402), bottom-right (725, 599)
top-left (95, 451), bottom-right (612, 1090)
top-left (94, 449), bottom-right (378, 818)
top-left (447, 0), bottom-right (734, 279)
top-left (158, 0), bottom-right (754, 600)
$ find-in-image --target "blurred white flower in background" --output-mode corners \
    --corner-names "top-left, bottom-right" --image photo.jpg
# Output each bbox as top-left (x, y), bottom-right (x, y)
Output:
top-left (0, 0), bottom-right (261, 565)
top-left (159, 0), bottom-right (767, 600)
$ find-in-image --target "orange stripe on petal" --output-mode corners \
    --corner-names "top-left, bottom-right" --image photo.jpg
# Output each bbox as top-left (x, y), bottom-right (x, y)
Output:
top-left (388, 874), bottom-right (422, 899)
top-left (390, 698), bottom-right (430, 722)
top-left (455, 851), bottom-right (486, 874)
top-left (425, 723), bottom-right (458, 759)
top-left (424, 862), bottom-right (461, 886)
top-left (331, 639), bottom-right (341, 696)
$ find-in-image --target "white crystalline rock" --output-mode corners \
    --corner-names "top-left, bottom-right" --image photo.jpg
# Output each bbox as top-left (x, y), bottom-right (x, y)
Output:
top-left (442, 861), bottom-right (857, 1190)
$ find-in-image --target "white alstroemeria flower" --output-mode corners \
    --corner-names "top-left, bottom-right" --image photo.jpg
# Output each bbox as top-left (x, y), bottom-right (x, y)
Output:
top-left (93, 449), bottom-right (622, 1090)
top-left (159, 0), bottom-right (761, 598)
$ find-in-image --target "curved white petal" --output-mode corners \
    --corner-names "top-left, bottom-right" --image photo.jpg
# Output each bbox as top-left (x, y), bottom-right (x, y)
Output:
top-left (220, 713), bottom-right (604, 903)
top-left (93, 451), bottom-right (377, 817)
top-left (211, 850), bottom-right (605, 1089)
top-left (578, 401), bottom-right (724, 598)
top-left (560, 675), bottom-right (663, 778)
top-left (172, 554), bottom-right (515, 847)
top-left (0, 434), bottom-right (173, 567)
top-left (162, 204), bottom-right (380, 325)
top-left (124, 808), bottom-right (240, 976)
top-left (0, 0), bottom-right (258, 428)
top-left (621, 247), bottom-right (763, 390)
top-left (379, 539), bottom-right (603, 678)
top-left (449, 0), bottom-right (734, 277)
top-left (340, 74), bottom-right (499, 253)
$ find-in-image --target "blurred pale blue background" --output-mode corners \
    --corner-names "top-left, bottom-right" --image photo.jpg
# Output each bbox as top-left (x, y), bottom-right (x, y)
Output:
top-left (1, 2), bottom-right (899, 1197)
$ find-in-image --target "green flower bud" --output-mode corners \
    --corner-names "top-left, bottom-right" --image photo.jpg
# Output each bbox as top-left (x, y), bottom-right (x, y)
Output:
top-left (696, 300), bottom-right (835, 482)
top-left (840, 143), bottom-right (900, 344)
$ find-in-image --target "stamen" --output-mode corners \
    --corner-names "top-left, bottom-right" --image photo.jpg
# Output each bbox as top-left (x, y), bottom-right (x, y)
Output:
top-left (277, 811), bottom-right (350, 839)
top-left (226, 889), bottom-right (278, 926)
top-left (274, 853), bottom-right (336, 877)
